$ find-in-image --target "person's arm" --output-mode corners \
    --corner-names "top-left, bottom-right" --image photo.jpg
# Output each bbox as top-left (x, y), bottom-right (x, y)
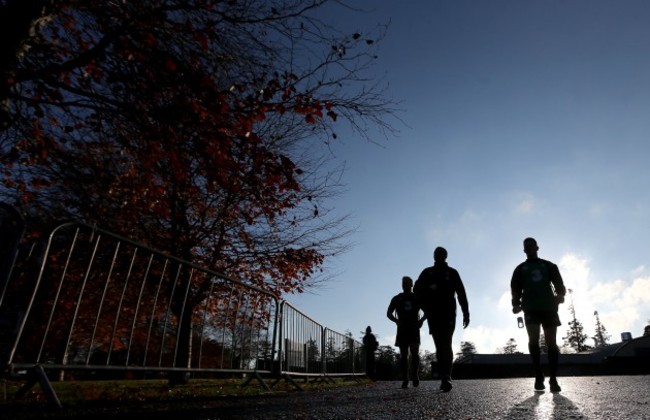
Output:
top-left (386, 297), bottom-right (398, 323)
top-left (511, 266), bottom-right (523, 313)
top-left (418, 306), bottom-right (427, 327)
top-left (454, 271), bottom-right (470, 328)
top-left (413, 269), bottom-right (428, 307)
top-left (549, 262), bottom-right (566, 304)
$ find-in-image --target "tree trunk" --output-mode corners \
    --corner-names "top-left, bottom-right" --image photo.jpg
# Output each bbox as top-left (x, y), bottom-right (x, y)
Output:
top-left (168, 303), bottom-right (194, 386)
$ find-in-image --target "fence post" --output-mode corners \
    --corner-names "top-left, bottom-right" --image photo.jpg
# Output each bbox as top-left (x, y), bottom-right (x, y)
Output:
top-left (0, 203), bottom-right (25, 304)
top-left (0, 203), bottom-right (26, 375)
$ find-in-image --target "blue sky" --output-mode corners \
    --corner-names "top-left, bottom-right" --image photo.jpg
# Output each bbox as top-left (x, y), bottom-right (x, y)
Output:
top-left (291, 0), bottom-right (650, 355)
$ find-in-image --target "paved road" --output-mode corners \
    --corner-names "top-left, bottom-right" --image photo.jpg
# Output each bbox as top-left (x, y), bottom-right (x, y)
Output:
top-left (199, 375), bottom-right (649, 419)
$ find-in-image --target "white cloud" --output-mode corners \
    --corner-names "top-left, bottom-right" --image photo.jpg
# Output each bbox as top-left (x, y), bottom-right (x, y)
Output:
top-left (616, 276), bottom-right (650, 314)
top-left (381, 334), bottom-right (396, 348)
top-left (588, 280), bottom-right (627, 305)
top-left (582, 275), bottom-right (650, 340)
top-left (513, 192), bottom-right (536, 215)
top-left (425, 209), bottom-right (489, 248)
top-left (462, 324), bottom-right (528, 354)
top-left (631, 265), bottom-right (646, 276)
top-left (459, 209), bottom-right (483, 224)
top-left (558, 253), bottom-right (590, 294)
top-left (588, 202), bottom-right (607, 219)
top-left (556, 254), bottom-right (650, 343)
top-left (497, 290), bottom-right (511, 311)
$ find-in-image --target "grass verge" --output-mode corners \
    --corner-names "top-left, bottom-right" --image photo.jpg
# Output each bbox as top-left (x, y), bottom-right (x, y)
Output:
top-left (1, 375), bottom-right (371, 419)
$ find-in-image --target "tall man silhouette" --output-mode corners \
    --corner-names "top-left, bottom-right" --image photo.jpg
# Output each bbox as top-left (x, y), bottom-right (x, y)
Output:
top-left (414, 247), bottom-right (469, 392)
top-left (511, 237), bottom-right (566, 393)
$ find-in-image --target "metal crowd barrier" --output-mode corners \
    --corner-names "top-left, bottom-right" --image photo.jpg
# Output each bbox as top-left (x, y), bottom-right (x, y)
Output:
top-left (1, 220), bottom-right (280, 406)
top-left (0, 205), bottom-right (365, 406)
top-left (0, 203), bottom-right (27, 379)
top-left (323, 327), bottom-right (364, 376)
top-left (274, 301), bottom-right (365, 389)
top-left (0, 203), bottom-right (26, 309)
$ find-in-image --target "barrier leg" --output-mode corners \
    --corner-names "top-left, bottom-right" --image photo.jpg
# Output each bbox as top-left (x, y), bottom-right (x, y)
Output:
top-left (241, 371), bottom-right (271, 391)
top-left (15, 365), bottom-right (62, 409)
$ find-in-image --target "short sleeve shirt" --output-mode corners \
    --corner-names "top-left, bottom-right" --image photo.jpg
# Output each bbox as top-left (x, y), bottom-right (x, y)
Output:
top-left (513, 258), bottom-right (560, 311)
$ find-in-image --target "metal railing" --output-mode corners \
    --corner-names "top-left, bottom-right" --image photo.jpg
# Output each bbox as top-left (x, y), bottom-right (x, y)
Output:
top-left (273, 301), bottom-right (365, 388)
top-left (323, 327), bottom-right (364, 376)
top-left (0, 204), bottom-right (365, 406)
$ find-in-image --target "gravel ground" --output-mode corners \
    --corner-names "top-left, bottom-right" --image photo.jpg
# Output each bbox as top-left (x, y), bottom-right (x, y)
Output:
top-left (196, 375), bottom-right (650, 420)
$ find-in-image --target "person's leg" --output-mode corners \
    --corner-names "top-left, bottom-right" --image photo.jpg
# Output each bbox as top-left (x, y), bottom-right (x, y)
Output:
top-left (409, 343), bottom-right (420, 386)
top-left (366, 352), bottom-right (375, 380)
top-left (526, 322), bottom-right (541, 371)
top-left (543, 324), bottom-right (561, 392)
top-left (543, 325), bottom-right (558, 375)
top-left (399, 345), bottom-right (409, 388)
top-left (526, 321), bottom-right (545, 390)
top-left (441, 324), bottom-right (455, 379)
top-left (430, 330), bottom-right (443, 374)
top-left (432, 323), bottom-right (455, 391)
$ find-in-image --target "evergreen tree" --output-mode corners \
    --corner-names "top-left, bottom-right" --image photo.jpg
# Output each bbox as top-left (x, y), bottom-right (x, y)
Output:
top-left (564, 318), bottom-right (591, 352)
top-left (456, 341), bottom-right (477, 362)
top-left (502, 338), bottom-right (520, 354)
top-left (592, 311), bottom-right (611, 348)
top-left (563, 289), bottom-right (591, 352)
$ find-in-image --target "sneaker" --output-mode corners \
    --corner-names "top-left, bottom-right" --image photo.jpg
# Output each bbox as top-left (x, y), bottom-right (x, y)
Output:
top-left (534, 374), bottom-right (545, 391)
top-left (549, 378), bottom-right (561, 393)
top-left (440, 379), bottom-right (453, 392)
top-left (401, 380), bottom-right (408, 389)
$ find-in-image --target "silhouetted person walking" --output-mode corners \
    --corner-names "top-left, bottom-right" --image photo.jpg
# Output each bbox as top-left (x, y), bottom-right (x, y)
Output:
top-left (387, 276), bottom-right (426, 388)
top-left (362, 326), bottom-right (379, 380)
top-left (414, 247), bottom-right (469, 392)
top-left (511, 237), bottom-right (566, 393)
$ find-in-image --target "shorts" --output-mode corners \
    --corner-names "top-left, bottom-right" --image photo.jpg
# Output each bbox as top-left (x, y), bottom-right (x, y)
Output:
top-left (524, 310), bottom-right (561, 328)
top-left (395, 324), bottom-right (421, 347)
top-left (426, 317), bottom-right (456, 336)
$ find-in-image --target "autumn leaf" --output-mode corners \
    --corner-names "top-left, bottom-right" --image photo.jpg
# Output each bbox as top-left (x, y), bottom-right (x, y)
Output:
top-left (165, 59), bottom-right (177, 72)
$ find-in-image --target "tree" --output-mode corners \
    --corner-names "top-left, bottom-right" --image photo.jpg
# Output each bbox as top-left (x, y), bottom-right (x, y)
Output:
top-left (564, 318), bottom-right (591, 352)
top-left (420, 350), bottom-right (435, 378)
top-left (456, 341), bottom-right (477, 362)
top-left (375, 345), bottom-right (397, 365)
top-left (592, 311), bottom-right (610, 348)
top-left (502, 338), bottom-right (521, 355)
top-left (1, 0), bottom-right (395, 287)
top-left (0, 0), bottom-right (396, 382)
top-left (539, 331), bottom-right (547, 354)
top-left (306, 338), bottom-right (320, 364)
top-left (333, 330), bottom-right (355, 370)
top-left (563, 289), bottom-right (591, 353)
top-left (644, 320), bottom-right (650, 337)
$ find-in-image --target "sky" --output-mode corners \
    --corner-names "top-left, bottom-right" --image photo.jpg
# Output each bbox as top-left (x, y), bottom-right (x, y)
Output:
top-left (290, 0), bottom-right (650, 356)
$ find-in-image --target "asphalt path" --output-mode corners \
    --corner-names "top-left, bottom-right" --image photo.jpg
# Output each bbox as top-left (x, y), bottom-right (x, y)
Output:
top-left (197, 375), bottom-right (649, 419)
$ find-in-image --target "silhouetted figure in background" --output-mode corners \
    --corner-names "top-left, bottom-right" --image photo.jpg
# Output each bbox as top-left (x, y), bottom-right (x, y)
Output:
top-left (387, 276), bottom-right (426, 388)
top-left (362, 325), bottom-right (378, 380)
top-left (511, 237), bottom-right (566, 393)
top-left (414, 247), bottom-right (469, 392)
